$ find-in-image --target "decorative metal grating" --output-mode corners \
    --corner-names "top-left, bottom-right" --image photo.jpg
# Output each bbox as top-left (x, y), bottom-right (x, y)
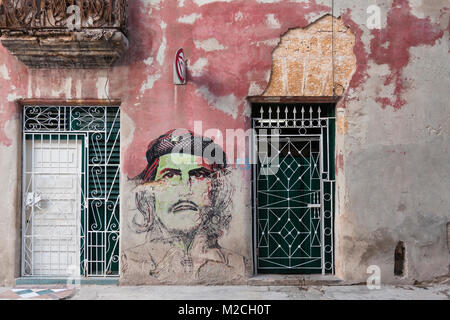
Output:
top-left (22, 105), bottom-right (120, 277)
top-left (252, 103), bottom-right (335, 274)
top-left (0, 0), bottom-right (127, 33)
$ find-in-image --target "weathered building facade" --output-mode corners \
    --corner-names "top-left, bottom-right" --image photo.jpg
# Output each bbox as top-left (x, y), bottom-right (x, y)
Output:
top-left (0, 0), bottom-right (449, 287)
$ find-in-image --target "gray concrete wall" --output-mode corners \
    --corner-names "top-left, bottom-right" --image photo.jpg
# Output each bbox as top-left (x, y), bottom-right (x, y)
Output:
top-left (333, 0), bottom-right (450, 283)
top-left (0, 115), bottom-right (21, 286)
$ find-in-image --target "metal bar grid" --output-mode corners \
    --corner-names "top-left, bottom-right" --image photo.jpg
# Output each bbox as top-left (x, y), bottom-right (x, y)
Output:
top-left (21, 105), bottom-right (120, 278)
top-left (252, 103), bottom-right (335, 275)
top-left (22, 133), bottom-right (84, 276)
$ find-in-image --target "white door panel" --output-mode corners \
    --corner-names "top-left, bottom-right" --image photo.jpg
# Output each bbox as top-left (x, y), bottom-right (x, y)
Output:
top-left (25, 138), bottom-right (82, 276)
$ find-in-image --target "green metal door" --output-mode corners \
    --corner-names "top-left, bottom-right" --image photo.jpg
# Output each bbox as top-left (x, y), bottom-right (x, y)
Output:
top-left (253, 103), bottom-right (335, 274)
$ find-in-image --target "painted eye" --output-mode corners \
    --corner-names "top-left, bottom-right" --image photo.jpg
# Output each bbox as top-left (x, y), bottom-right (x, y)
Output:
top-left (194, 172), bottom-right (204, 178)
top-left (191, 169), bottom-right (211, 179)
top-left (164, 172), bottom-right (175, 178)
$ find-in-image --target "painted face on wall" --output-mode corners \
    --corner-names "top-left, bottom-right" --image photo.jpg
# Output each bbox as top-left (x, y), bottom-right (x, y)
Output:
top-left (152, 153), bottom-right (213, 234)
top-left (127, 132), bottom-right (244, 283)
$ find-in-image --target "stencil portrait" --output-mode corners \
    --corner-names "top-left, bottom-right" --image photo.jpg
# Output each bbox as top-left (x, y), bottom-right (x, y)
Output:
top-left (121, 130), bottom-right (247, 283)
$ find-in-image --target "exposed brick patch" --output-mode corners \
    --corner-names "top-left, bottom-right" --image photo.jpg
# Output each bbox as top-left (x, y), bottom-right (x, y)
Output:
top-left (264, 15), bottom-right (357, 97)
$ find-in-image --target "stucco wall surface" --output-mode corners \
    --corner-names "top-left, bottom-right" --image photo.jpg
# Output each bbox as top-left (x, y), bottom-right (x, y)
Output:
top-left (0, 0), bottom-right (448, 285)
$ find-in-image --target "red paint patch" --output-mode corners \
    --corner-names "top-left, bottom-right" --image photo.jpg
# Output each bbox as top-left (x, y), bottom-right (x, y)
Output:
top-left (369, 0), bottom-right (444, 110)
top-left (0, 45), bottom-right (28, 146)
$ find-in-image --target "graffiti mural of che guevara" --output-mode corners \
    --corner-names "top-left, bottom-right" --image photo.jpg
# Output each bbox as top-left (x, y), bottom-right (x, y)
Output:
top-left (122, 130), bottom-right (247, 283)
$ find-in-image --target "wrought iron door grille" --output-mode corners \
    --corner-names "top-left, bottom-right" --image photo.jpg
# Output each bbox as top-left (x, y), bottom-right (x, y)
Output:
top-left (252, 103), bottom-right (335, 274)
top-left (22, 105), bottom-right (120, 277)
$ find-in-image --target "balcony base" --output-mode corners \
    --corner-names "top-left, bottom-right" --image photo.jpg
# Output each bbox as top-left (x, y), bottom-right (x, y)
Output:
top-left (0, 29), bottom-right (128, 69)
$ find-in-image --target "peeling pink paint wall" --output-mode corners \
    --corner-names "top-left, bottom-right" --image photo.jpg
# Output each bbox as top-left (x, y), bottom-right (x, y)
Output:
top-left (0, 1), bottom-right (447, 151)
top-left (1, 0), bottom-right (444, 161)
top-left (369, 0), bottom-right (445, 110)
top-left (340, 0), bottom-right (447, 111)
top-left (120, 0), bottom-right (333, 178)
top-left (0, 45), bottom-right (27, 146)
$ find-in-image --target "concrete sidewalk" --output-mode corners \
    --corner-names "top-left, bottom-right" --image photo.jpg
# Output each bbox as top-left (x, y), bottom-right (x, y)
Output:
top-left (2, 284), bottom-right (447, 300)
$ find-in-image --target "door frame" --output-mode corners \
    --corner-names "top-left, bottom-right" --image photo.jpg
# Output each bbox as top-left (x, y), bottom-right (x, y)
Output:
top-left (248, 96), bottom-right (338, 276)
top-left (20, 100), bottom-right (121, 278)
